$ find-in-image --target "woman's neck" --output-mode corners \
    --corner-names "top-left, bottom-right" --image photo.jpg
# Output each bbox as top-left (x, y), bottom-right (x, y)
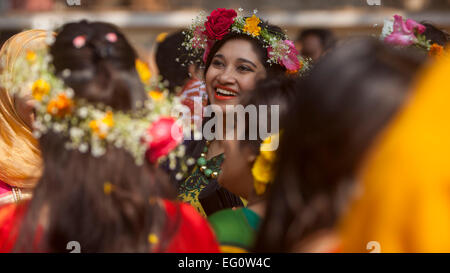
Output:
top-left (246, 193), bottom-right (266, 218)
top-left (205, 139), bottom-right (224, 160)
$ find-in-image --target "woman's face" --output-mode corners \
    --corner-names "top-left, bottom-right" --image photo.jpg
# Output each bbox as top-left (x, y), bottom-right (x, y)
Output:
top-left (219, 138), bottom-right (256, 199)
top-left (205, 39), bottom-right (267, 111)
top-left (14, 93), bottom-right (35, 129)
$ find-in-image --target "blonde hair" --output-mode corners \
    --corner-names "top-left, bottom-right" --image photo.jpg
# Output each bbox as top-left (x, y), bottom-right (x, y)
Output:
top-left (0, 30), bottom-right (54, 188)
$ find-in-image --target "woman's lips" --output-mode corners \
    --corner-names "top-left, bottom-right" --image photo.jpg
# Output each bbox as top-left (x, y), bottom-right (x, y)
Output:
top-left (214, 85), bottom-right (239, 101)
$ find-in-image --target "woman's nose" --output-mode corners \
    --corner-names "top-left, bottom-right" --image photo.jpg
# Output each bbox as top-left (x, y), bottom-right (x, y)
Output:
top-left (217, 67), bottom-right (236, 85)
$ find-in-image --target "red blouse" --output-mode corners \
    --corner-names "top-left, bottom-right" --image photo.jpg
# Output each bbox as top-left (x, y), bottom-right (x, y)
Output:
top-left (0, 200), bottom-right (220, 253)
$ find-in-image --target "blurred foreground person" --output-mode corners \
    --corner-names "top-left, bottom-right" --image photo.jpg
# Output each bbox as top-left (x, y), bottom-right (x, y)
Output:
top-left (208, 76), bottom-right (297, 252)
top-left (339, 52), bottom-right (450, 253)
top-left (254, 38), bottom-right (425, 252)
top-left (0, 30), bottom-right (53, 205)
top-left (0, 21), bottom-right (219, 253)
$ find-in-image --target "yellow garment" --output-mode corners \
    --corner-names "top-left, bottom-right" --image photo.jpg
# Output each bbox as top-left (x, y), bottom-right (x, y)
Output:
top-left (338, 53), bottom-right (450, 252)
top-left (0, 30), bottom-right (53, 189)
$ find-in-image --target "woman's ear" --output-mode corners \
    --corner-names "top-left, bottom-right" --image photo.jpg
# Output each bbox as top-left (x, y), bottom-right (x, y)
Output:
top-left (243, 145), bottom-right (258, 165)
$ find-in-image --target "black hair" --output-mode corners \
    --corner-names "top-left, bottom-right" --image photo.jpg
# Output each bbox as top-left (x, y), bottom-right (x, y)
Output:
top-left (297, 28), bottom-right (336, 51)
top-left (204, 21), bottom-right (287, 78)
top-left (155, 30), bottom-right (203, 94)
top-left (421, 22), bottom-right (450, 46)
top-left (254, 37), bottom-right (425, 252)
top-left (50, 20), bottom-right (147, 111)
top-left (234, 75), bottom-right (300, 199)
top-left (237, 75), bottom-right (299, 153)
top-left (14, 21), bottom-right (177, 252)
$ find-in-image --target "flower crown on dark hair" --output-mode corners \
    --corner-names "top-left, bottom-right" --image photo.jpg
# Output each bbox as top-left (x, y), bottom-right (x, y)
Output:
top-left (1, 47), bottom-right (186, 166)
top-left (381, 14), bottom-right (448, 58)
top-left (182, 8), bottom-right (310, 75)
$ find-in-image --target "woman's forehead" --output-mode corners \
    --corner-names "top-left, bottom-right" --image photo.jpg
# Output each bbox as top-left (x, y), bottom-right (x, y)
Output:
top-left (215, 39), bottom-right (262, 64)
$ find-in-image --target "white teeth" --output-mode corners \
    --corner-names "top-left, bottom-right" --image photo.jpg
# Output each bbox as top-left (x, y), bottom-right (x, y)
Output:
top-left (216, 88), bottom-right (237, 96)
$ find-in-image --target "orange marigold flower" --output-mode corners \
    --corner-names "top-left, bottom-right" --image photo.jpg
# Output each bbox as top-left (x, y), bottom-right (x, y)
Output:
top-left (286, 69), bottom-right (298, 75)
top-left (429, 43), bottom-right (444, 57)
top-left (46, 93), bottom-right (73, 117)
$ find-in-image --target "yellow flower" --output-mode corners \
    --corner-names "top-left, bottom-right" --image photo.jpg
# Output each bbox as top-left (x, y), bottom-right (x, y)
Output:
top-left (46, 93), bottom-right (73, 117)
top-left (31, 79), bottom-right (51, 101)
top-left (243, 15), bottom-right (261, 37)
top-left (26, 50), bottom-right (36, 63)
top-left (251, 133), bottom-right (280, 195)
top-left (103, 181), bottom-right (114, 195)
top-left (253, 180), bottom-right (267, 196)
top-left (148, 233), bottom-right (159, 244)
top-left (135, 59), bottom-right (152, 84)
top-left (429, 43), bottom-right (444, 57)
top-left (252, 155), bottom-right (274, 185)
top-left (89, 111), bottom-right (114, 139)
top-left (102, 111), bottom-right (115, 127)
top-left (156, 32), bottom-right (168, 43)
top-left (148, 90), bottom-right (163, 101)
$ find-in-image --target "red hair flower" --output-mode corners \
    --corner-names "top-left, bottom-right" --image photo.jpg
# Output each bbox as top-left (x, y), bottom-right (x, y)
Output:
top-left (203, 8), bottom-right (237, 40)
top-left (146, 117), bottom-right (183, 164)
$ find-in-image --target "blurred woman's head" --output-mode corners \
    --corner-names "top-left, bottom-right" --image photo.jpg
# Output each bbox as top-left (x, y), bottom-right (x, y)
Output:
top-left (0, 30), bottom-right (52, 188)
top-left (219, 75), bottom-right (298, 200)
top-left (155, 30), bottom-right (204, 93)
top-left (50, 21), bottom-right (147, 110)
top-left (15, 21), bottom-right (174, 252)
top-left (254, 37), bottom-right (425, 252)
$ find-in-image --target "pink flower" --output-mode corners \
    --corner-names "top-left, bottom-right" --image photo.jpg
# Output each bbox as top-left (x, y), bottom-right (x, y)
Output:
top-left (384, 15), bottom-right (426, 46)
top-left (267, 39), bottom-right (301, 71)
top-left (203, 8), bottom-right (237, 40)
top-left (202, 40), bottom-right (214, 63)
top-left (105, 32), bottom-right (118, 43)
top-left (146, 117), bottom-right (183, 164)
top-left (192, 26), bottom-right (207, 49)
top-left (73, 35), bottom-right (86, 48)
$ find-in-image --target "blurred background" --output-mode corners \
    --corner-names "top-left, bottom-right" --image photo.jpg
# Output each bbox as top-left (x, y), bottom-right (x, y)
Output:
top-left (1, 0), bottom-right (449, 65)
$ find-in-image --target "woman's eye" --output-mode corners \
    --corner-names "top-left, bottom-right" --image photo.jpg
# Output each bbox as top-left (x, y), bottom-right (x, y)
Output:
top-left (237, 65), bottom-right (253, 72)
top-left (212, 60), bottom-right (224, 67)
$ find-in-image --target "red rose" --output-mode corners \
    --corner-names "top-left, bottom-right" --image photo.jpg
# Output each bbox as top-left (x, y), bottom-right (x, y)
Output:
top-left (203, 8), bottom-right (237, 40)
top-left (146, 117), bottom-right (183, 164)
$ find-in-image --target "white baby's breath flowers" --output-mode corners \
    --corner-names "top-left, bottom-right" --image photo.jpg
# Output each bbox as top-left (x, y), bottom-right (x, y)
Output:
top-left (3, 48), bottom-right (188, 166)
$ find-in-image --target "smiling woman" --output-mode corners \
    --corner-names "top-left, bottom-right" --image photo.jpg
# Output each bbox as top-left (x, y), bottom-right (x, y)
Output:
top-left (175, 8), bottom-right (296, 218)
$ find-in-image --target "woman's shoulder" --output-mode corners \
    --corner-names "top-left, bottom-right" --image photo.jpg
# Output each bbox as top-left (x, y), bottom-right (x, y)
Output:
top-left (0, 201), bottom-right (28, 252)
top-left (162, 199), bottom-right (220, 253)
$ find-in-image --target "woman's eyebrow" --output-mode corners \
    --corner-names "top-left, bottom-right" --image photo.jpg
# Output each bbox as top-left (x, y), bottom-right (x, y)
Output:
top-left (237, 58), bottom-right (257, 68)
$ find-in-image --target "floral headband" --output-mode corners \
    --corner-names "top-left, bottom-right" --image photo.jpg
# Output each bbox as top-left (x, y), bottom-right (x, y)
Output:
top-left (381, 14), bottom-right (447, 57)
top-left (182, 8), bottom-right (309, 75)
top-left (1, 48), bottom-right (185, 166)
